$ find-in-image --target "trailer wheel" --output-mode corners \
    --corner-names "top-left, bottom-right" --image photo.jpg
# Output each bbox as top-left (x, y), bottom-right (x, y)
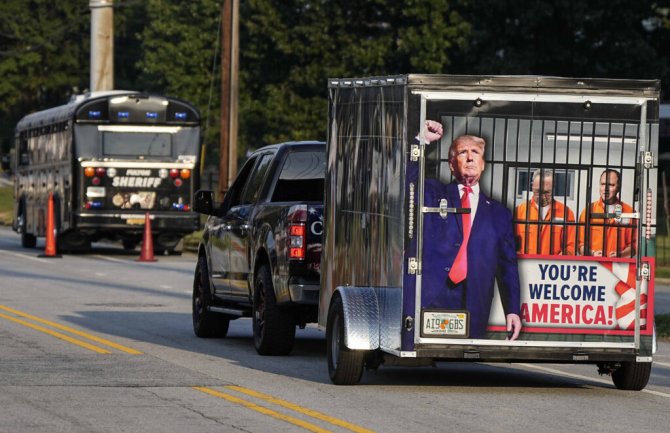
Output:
top-left (611, 361), bottom-right (652, 391)
top-left (253, 264), bottom-right (296, 355)
top-left (326, 295), bottom-right (365, 385)
top-left (192, 256), bottom-right (229, 338)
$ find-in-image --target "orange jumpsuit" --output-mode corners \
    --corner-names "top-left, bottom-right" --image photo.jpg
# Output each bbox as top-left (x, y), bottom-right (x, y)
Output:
top-left (515, 198), bottom-right (576, 255)
top-left (578, 199), bottom-right (636, 257)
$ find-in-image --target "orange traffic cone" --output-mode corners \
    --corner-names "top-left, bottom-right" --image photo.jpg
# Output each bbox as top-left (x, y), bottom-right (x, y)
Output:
top-left (39, 192), bottom-right (61, 258)
top-left (137, 212), bottom-right (157, 262)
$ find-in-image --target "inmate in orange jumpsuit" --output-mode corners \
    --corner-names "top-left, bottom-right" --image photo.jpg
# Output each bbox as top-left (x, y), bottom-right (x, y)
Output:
top-left (578, 199), bottom-right (636, 257)
top-left (515, 198), bottom-right (576, 255)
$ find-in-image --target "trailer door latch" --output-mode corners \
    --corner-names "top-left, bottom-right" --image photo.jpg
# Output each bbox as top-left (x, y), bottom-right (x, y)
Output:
top-left (640, 263), bottom-right (650, 281)
top-left (410, 144), bottom-right (421, 161)
top-left (408, 257), bottom-right (418, 274)
top-left (643, 151), bottom-right (654, 169)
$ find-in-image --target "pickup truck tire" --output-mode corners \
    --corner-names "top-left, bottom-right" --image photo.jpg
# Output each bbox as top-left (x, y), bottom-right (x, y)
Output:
top-left (326, 295), bottom-right (365, 385)
top-left (192, 256), bottom-right (230, 338)
top-left (253, 264), bottom-right (296, 355)
top-left (611, 361), bottom-right (652, 390)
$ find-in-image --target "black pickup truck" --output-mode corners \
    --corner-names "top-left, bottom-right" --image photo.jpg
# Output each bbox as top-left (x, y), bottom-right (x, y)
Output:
top-left (192, 141), bottom-right (325, 355)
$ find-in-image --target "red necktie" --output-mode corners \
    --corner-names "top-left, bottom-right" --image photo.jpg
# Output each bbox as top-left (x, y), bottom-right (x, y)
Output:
top-left (449, 186), bottom-right (472, 284)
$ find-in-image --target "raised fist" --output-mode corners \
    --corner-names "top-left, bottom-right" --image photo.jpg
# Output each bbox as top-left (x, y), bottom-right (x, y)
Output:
top-left (421, 120), bottom-right (443, 143)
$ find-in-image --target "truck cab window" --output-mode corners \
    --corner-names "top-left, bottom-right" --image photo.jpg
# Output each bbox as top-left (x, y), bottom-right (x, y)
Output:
top-left (223, 156), bottom-right (258, 211)
top-left (239, 153), bottom-right (273, 205)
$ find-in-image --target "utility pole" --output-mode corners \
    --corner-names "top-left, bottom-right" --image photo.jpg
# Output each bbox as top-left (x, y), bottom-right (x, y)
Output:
top-left (218, 0), bottom-right (239, 199)
top-left (89, 0), bottom-right (114, 92)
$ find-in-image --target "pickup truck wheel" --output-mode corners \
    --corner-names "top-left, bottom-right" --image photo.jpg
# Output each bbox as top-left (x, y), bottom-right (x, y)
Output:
top-left (192, 256), bottom-right (229, 338)
top-left (253, 264), bottom-right (296, 355)
top-left (326, 295), bottom-right (365, 385)
top-left (611, 361), bottom-right (652, 390)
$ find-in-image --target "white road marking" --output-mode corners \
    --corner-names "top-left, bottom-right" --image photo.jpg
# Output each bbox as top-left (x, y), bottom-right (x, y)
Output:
top-left (517, 363), bottom-right (670, 398)
top-left (0, 250), bottom-right (58, 263)
top-left (92, 255), bottom-right (135, 264)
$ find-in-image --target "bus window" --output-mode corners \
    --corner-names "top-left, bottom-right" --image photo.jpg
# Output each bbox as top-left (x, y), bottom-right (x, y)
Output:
top-left (18, 137), bottom-right (28, 166)
top-left (103, 131), bottom-right (172, 157)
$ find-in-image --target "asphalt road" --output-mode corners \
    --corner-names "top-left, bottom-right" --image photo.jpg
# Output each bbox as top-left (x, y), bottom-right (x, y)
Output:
top-left (1, 226), bottom-right (669, 433)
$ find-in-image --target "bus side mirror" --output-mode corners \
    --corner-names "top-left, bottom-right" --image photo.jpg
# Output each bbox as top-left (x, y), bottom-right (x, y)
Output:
top-left (193, 190), bottom-right (216, 215)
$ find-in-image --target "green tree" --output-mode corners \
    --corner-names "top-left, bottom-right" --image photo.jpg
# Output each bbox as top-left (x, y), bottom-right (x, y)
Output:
top-left (239, 0), bottom-right (470, 150)
top-left (115, 0), bottom-right (149, 92)
top-left (4, 0), bottom-right (668, 168)
top-left (452, 0), bottom-right (670, 89)
top-left (138, 0), bottom-right (222, 164)
top-left (0, 0), bottom-right (150, 157)
top-left (0, 0), bottom-right (90, 154)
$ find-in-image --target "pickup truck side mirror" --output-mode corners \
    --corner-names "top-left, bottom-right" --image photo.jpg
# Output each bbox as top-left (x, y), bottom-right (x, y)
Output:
top-left (193, 190), bottom-right (216, 215)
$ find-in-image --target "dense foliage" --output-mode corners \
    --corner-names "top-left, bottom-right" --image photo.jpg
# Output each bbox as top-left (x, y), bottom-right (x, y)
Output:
top-left (1, 0), bottom-right (670, 166)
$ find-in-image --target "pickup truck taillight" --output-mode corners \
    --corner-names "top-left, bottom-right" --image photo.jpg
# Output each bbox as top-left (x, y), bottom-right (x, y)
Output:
top-left (288, 223), bottom-right (306, 259)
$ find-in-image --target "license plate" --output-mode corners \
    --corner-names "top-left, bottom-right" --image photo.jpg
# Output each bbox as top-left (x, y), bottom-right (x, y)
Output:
top-left (125, 218), bottom-right (146, 225)
top-left (421, 310), bottom-right (469, 338)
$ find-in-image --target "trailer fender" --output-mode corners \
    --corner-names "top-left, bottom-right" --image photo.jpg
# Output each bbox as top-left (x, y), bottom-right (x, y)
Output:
top-left (334, 286), bottom-right (380, 350)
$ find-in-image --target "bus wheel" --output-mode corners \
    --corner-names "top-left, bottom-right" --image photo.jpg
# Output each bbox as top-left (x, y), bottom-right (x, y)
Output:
top-left (17, 212), bottom-right (36, 248)
top-left (611, 361), bottom-right (651, 390)
top-left (326, 294), bottom-right (365, 385)
top-left (253, 264), bottom-right (296, 355)
top-left (122, 239), bottom-right (138, 251)
top-left (59, 231), bottom-right (90, 252)
top-left (21, 232), bottom-right (36, 248)
top-left (156, 233), bottom-right (181, 255)
top-left (192, 256), bottom-right (229, 338)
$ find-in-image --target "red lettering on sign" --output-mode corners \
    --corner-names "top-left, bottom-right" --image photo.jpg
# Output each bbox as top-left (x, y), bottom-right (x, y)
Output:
top-left (521, 302), bottom-right (613, 327)
top-left (561, 304), bottom-right (574, 324)
top-left (582, 305), bottom-right (593, 324)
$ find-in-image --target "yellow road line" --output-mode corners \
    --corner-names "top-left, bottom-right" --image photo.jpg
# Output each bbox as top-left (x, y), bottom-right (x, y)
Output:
top-left (0, 304), bottom-right (142, 355)
top-left (194, 387), bottom-right (333, 433)
top-left (226, 385), bottom-right (376, 433)
top-left (0, 312), bottom-right (111, 354)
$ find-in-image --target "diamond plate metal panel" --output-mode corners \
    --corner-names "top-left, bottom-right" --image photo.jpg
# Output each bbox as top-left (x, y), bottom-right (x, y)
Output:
top-left (377, 287), bottom-right (402, 350)
top-left (338, 286), bottom-right (379, 350)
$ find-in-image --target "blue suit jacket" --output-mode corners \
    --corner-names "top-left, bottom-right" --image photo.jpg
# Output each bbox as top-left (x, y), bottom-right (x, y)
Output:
top-left (421, 180), bottom-right (520, 338)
